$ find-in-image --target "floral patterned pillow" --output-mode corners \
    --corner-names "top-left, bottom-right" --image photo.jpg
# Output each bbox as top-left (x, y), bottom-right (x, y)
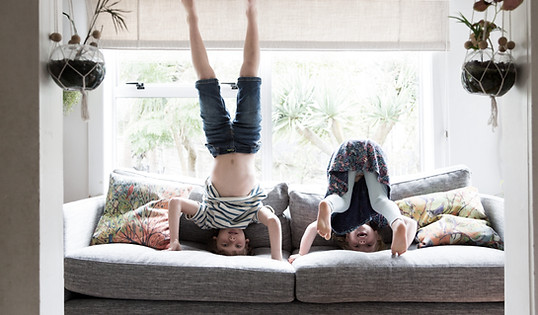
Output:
top-left (395, 186), bottom-right (487, 228)
top-left (91, 171), bottom-right (193, 249)
top-left (416, 214), bottom-right (504, 250)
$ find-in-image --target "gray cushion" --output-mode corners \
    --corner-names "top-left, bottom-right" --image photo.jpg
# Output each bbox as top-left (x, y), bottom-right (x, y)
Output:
top-left (390, 164), bottom-right (471, 200)
top-left (288, 190), bottom-right (334, 249)
top-left (65, 243), bottom-right (295, 303)
top-left (293, 245), bottom-right (504, 303)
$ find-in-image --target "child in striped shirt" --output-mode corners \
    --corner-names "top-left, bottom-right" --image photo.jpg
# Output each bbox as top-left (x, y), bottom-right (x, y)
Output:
top-left (167, 0), bottom-right (283, 261)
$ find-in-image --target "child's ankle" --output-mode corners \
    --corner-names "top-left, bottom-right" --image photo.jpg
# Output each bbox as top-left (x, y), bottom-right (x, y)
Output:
top-left (390, 217), bottom-right (404, 230)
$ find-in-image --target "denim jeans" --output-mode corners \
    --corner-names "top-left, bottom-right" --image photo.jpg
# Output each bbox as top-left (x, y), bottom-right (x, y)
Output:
top-left (196, 77), bottom-right (262, 157)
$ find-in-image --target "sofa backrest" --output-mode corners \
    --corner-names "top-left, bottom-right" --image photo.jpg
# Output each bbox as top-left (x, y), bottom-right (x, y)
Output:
top-left (390, 164), bottom-right (471, 200)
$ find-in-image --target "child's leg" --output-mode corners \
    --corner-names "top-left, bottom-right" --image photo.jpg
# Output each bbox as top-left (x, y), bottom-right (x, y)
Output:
top-left (240, 0), bottom-right (259, 77)
top-left (317, 171), bottom-right (356, 240)
top-left (233, 0), bottom-right (262, 154)
top-left (183, 0), bottom-right (234, 157)
top-left (181, 0), bottom-right (216, 80)
top-left (363, 171), bottom-right (408, 255)
top-left (168, 197), bottom-right (200, 251)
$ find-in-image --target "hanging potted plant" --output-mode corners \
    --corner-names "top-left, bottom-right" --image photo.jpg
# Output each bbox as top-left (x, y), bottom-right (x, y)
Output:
top-left (450, 0), bottom-right (523, 130)
top-left (48, 0), bottom-right (128, 120)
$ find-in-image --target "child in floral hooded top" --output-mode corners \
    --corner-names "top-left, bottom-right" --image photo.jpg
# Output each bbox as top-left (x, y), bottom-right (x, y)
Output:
top-left (289, 140), bottom-right (417, 263)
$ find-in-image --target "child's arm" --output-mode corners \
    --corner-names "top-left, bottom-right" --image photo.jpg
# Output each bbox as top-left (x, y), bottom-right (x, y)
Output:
top-left (288, 220), bottom-right (318, 263)
top-left (167, 197), bottom-right (199, 251)
top-left (257, 206), bottom-right (283, 261)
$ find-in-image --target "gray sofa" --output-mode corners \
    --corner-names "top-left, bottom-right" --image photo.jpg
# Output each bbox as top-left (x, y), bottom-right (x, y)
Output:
top-left (63, 165), bottom-right (504, 314)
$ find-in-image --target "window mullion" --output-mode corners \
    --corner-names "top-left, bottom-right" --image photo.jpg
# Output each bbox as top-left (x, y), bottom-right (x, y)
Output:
top-left (260, 52), bottom-right (273, 182)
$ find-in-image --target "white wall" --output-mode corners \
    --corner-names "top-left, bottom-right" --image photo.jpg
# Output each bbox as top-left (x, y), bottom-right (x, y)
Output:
top-left (62, 0), bottom-right (90, 203)
top-left (445, 2), bottom-right (504, 196)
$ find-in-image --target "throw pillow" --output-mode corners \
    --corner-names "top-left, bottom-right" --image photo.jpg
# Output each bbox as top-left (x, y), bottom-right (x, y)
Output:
top-left (395, 186), bottom-right (487, 228)
top-left (416, 214), bottom-right (504, 250)
top-left (91, 171), bottom-right (193, 249)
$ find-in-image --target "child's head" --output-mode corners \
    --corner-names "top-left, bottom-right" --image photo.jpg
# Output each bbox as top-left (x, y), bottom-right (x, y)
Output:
top-left (208, 228), bottom-right (250, 256)
top-left (334, 223), bottom-right (386, 252)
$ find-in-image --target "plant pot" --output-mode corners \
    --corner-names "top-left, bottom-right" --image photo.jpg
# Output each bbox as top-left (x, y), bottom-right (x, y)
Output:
top-left (461, 50), bottom-right (516, 97)
top-left (47, 44), bottom-right (106, 91)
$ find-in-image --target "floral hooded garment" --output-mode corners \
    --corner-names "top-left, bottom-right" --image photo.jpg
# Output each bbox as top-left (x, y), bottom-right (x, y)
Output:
top-left (326, 139), bottom-right (391, 197)
top-left (325, 139), bottom-right (391, 234)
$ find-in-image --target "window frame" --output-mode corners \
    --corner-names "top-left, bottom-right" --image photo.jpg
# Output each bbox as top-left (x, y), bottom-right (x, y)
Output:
top-left (88, 49), bottom-right (447, 196)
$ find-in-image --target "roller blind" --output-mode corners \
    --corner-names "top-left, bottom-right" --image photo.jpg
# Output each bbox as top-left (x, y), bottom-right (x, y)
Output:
top-left (88, 0), bottom-right (449, 50)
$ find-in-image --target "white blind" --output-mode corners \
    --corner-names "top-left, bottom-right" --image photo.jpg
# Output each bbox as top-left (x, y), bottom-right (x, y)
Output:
top-left (88, 0), bottom-right (449, 51)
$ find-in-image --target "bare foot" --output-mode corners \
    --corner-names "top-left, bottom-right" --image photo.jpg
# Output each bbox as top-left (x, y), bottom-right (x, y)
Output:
top-left (168, 239), bottom-right (182, 251)
top-left (246, 0), bottom-right (257, 14)
top-left (316, 201), bottom-right (332, 240)
top-left (390, 219), bottom-right (408, 256)
top-left (181, 0), bottom-right (194, 11)
top-left (181, 0), bottom-right (198, 23)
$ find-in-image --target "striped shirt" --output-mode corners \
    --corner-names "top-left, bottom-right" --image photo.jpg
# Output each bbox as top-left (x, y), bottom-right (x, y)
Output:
top-left (186, 179), bottom-right (267, 230)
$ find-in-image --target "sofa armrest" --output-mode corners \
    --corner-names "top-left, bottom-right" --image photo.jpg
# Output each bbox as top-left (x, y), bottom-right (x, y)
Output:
top-left (480, 194), bottom-right (504, 241)
top-left (63, 195), bottom-right (105, 256)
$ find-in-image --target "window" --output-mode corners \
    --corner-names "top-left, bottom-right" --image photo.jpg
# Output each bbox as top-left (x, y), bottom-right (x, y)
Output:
top-left (101, 49), bottom-right (434, 188)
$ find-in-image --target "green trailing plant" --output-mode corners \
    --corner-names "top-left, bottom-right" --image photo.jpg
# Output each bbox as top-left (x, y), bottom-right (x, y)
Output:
top-left (63, 90), bottom-right (82, 115)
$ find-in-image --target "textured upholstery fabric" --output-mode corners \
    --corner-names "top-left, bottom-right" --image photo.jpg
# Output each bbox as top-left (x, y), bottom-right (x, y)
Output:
top-left (65, 299), bottom-right (504, 315)
top-left (65, 243), bottom-right (295, 303)
top-left (390, 165), bottom-right (471, 200)
top-left (481, 194), bottom-right (505, 240)
top-left (64, 196), bottom-right (105, 255)
top-left (293, 246), bottom-right (504, 303)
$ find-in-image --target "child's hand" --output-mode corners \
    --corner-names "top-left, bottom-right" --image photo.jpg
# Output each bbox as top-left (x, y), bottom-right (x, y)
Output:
top-left (288, 253), bottom-right (302, 264)
top-left (168, 239), bottom-right (182, 251)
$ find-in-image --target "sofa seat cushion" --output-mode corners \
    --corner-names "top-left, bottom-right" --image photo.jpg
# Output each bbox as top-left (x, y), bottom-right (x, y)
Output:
top-left (293, 246), bottom-right (504, 303)
top-left (65, 243), bottom-right (295, 303)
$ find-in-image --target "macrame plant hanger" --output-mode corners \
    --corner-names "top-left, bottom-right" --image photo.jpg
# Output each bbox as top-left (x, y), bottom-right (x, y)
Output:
top-left (460, 1), bottom-right (516, 131)
top-left (47, 0), bottom-right (106, 121)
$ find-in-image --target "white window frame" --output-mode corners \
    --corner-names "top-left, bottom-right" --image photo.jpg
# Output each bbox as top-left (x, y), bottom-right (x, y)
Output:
top-left (88, 50), bottom-right (447, 196)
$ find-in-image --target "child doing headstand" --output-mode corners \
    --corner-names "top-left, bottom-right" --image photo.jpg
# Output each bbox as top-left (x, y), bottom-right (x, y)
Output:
top-left (168, 0), bottom-right (283, 261)
top-left (289, 140), bottom-right (417, 263)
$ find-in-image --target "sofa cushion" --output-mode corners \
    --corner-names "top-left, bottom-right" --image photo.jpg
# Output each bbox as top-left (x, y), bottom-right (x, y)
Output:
top-left (65, 243), bottom-right (295, 303)
top-left (288, 190), bottom-right (335, 249)
top-left (416, 214), bottom-right (504, 249)
top-left (91, 170), bottom-right (193, 249)
top-left (293, 246), bottom-right (504, 303)
top-left (395, 185), bottom-right (504, 249)
top-left (390, 165), bottom-right (471, 200)
top-left (395, 186), bottom-right (488, 227)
